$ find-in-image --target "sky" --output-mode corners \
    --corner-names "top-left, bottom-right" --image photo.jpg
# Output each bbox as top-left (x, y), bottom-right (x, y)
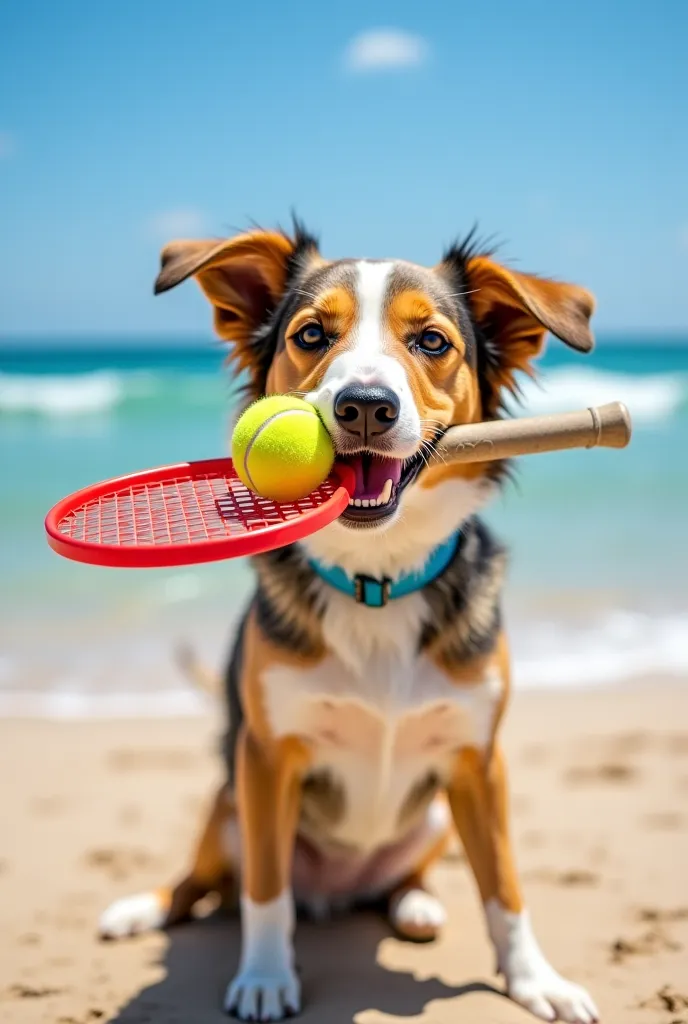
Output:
top-left (1, 0), bottom-right (687, 337)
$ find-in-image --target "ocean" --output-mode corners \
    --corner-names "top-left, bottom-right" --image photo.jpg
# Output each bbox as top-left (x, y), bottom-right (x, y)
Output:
top-left (1, 336), bottom-right (687, 717)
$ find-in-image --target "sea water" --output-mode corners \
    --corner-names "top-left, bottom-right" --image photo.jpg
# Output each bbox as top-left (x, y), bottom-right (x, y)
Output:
top-left (1, 336), bottom-right (686, 716)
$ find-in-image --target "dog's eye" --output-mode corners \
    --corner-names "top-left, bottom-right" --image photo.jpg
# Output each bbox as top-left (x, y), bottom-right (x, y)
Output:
top-left (294, 323), bottom-right (327, 350)
top-left (416, 329), bottom-right (449, 355)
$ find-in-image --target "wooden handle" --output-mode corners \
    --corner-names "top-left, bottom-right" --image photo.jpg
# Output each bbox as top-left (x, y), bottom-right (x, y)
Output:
top-left (433, 402), bottom-right (632, 465)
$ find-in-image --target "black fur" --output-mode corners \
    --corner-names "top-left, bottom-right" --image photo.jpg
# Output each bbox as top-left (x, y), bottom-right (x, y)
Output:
top-left (221, 609), bottom-right (248, 787)
top-left (438, 228), bottom-right (519, 486)
top-left (420, 517), bottom-right (507, 664)
top-left (240, 216), bottom-right (320, 400)
top-left (252, 544), bottom-right (325, 656)
top-left (284, 214), bottom-right (320, 286)
top-left (440, 228), bottom-right (510, 421)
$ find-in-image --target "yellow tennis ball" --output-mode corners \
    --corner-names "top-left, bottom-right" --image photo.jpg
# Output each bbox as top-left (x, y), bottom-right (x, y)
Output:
top-left (231, 396), bottom-right (335, 502)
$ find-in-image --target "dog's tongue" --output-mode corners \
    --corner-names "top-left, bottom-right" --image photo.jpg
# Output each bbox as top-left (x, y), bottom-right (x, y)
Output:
top-left (341, 454), bottom-right (403, 501)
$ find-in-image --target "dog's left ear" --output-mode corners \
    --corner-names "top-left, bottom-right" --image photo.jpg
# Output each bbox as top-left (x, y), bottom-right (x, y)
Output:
top-left (465, 255), bottom-right (595, 353)
top-left (448, 254), bottom-right (595, 409)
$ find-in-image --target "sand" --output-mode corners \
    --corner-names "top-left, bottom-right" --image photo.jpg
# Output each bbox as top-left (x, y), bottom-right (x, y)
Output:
top-left (1, 683), bottom-right (687, 1024)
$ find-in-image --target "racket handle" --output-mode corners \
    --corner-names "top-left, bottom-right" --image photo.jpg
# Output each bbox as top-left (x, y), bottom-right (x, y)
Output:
top-left (433, 402), bottom-right (632, 465)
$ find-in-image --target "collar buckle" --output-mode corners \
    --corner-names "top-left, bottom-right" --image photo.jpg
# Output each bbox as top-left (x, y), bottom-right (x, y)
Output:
top-left (354, 574), bottom-right (392, 608)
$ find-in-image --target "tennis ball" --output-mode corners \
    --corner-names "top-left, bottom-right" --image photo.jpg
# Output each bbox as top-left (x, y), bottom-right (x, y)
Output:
top-left (231, 396), bottom-right (335, 502)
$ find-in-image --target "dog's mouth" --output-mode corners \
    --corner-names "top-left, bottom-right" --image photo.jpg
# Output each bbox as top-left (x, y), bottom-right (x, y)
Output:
top-left (336, 450), bottom-right (425, 527)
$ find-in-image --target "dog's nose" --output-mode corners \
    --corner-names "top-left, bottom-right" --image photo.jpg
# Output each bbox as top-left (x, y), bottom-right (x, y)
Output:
top-left (333, 385), bottom-right (400, 438)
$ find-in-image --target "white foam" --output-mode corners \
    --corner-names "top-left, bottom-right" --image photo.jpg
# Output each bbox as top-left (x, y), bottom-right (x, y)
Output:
top-left (513, 610), bottom-right (688, 689)
top-left (1, 610), bottom-right (686, 719)
top-left (520, 367), bottom-right (685, 424)
top-left (0, 371), bottom-right (156, 417)
top-left (0, 371), bottom-right (123, 416)
top-left (154, 572), bottom-right (203, 606)
top-left (0, 687), bottom-right (211, 719)
top-left (3, 365), bottom-right (682, 425)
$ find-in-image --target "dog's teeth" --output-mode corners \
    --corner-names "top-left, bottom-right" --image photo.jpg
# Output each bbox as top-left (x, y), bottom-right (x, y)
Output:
top-left (378, 479), bottom-right (393, 505)
top-left (350, 478), bottom-right (394, 509)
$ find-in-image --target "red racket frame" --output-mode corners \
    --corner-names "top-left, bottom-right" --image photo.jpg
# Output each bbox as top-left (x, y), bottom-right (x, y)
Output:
top-left (45, 458), bottom-right (356, 569)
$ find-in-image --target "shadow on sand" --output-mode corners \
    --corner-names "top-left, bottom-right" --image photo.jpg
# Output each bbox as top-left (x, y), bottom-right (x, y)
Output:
top-left (108, 908), bottom-right (506, 1023)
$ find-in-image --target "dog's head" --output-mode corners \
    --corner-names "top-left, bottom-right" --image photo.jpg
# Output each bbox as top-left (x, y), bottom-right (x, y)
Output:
top-left (155, 222), bottom-right (594, 571)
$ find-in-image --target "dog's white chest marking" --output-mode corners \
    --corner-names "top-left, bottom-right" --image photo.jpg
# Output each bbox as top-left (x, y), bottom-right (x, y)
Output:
top-left (262, 601), bottom-right (501, 851)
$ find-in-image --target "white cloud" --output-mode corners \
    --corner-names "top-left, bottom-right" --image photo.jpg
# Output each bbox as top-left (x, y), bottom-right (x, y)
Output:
top-left (0, 132), bottom-right (17, 160)
top-left (147, 207), bottom-right (207, 239)
top-left (344, 29), bottom-right (429, 73)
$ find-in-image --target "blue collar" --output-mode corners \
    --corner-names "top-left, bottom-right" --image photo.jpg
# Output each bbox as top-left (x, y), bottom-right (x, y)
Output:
top-left (308, 531), bottom-right (460, 608)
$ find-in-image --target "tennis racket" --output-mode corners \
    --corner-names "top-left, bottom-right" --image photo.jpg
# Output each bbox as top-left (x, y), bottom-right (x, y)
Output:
top-left (45, 402), bottom-right (630, 569)
top-left (45, 458), bottom-right (356, 568)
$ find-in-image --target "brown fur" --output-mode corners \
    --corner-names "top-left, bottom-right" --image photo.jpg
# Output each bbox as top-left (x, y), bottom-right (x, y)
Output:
top-left (154, 230), bottom-right (595, 915)
top-left (102, 225), bottom-right (598, 1021)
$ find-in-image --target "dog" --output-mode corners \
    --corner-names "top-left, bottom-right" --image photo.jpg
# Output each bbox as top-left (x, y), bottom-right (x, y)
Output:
top-left (99, 223), bottom-right (599, 1024)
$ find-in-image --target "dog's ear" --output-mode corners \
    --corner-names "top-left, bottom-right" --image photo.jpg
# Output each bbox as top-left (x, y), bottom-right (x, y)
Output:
top-left (154, 228), bottom-right (319, 343)
top-left (154, 226), bottom-right (321, 395)
top-left (449, 253), bottom-right (595, 412)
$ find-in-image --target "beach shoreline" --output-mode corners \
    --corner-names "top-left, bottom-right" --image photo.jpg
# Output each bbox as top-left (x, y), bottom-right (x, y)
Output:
top-left (1, 682), bottom-right (686, 1023)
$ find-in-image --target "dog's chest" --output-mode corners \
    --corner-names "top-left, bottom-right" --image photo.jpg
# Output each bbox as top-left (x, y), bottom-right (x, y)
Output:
top-left (261, 594), bottom-right (501, 850)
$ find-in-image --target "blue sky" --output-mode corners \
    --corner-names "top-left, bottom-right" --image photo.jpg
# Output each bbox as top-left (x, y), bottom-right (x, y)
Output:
top-left (1, 0), bottom-right (687, 337)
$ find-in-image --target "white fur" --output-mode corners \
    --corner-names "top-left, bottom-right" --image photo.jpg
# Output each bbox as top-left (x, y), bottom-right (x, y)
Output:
top-left (225, 890), bottom-right (300, 1021)
top-left (485, 900), bottom-right (599, 1023)
top-left (307, 260), bottom-right (421, 458)
top-left (354, 260), bottom-right (395, 357)
top-left (262, 648), bottom-right (501, 853)
top-left (304, 474), bottom-right (494, 580)
top-left (98, 892), bottom-right (167, 939)
top-left (391, 888), bottom-right (447, 934)
top-left (321, 590), bottom-right (430, 673)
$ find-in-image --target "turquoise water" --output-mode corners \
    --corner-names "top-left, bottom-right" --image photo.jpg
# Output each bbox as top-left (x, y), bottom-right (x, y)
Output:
top-left (1, 336), bottom-right (687, 712)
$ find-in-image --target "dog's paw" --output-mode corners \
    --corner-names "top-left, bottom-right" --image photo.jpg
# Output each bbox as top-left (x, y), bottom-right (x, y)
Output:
top-left (390, 887), bottom-right (447, 942)
top-left (486, 902), bottom-right (598, 1023)
top-left (507, 968), bottom-right (599, 1023)
top-left (98, 892), bottom-right (166, 939)
top-left (224, 966), bottom-right (301, 1020)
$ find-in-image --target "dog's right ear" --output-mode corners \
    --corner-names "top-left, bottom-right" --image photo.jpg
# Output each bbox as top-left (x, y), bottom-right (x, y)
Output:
top-left (154, 226), bottom-right (321, 394)
top-left (154, 228), bottom-right (319, 349)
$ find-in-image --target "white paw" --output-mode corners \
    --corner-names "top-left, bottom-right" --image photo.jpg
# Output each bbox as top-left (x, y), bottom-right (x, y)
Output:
top-left (98, 892), bottom-right (166, 939)
top-left (391, 888), bottom-right (447, 939)
top-left (224, 966), bottom-right (301, 1021)
top-left (507, 968), bottom-right (599, 1023)
top-left (486, 902), bottom-right (598, 1024)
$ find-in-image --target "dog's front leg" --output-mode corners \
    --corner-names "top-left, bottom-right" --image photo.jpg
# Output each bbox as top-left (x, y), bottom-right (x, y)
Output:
top-left (448, 745), bottom-right (599, 1024)
top-left (225, 727), bottom-right (308, 1021)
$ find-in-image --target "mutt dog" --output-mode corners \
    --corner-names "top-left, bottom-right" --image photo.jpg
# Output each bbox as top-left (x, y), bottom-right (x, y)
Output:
top-left (99, 223), bottom-right (599, 1023)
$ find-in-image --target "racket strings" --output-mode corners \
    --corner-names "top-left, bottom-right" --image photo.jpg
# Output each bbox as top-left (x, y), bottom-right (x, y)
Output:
top-left (56, 470), bottom-right (338, 548)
